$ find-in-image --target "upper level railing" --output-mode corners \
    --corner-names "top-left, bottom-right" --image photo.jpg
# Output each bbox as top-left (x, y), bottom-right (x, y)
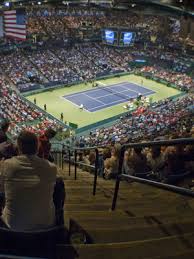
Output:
top-left (51, 138), bottom-right (194, 206)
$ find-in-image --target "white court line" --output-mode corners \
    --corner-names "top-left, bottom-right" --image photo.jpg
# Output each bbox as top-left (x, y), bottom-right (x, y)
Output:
top-left (124, 81), bottom-right (158, 94)
top-left (64, 93), bottom-right (106, 112)
top-left (83, 93), bottom-right (105, 105)
top-left (63, 90), bottom-right (154, 112)
top-left (98, 81), bottom-right (107, 86)
top-left (89, 98), bottom-right (128, 112)
top-left (95, 88), bottom-right (137, 99)
top-left (121, 84), bottom-right (153, 95)
top-left (62, 81), bottom-right (155, 112)
top-left (64, 82), bottom-right (129, 98)
top-left (63, 95), bottom-right (91, 113)
top-left (89, 90), bottom-right (154, 112)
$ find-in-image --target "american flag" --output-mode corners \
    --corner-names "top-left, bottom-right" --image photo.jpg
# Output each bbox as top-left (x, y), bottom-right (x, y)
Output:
top-left (4, 9), bottom-right (26, 40)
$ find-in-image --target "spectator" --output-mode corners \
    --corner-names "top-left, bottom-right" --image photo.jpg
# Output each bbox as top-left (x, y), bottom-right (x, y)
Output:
top-left (147, 146), bottom-right (166, 174)
top-left (0, 119), bottom-right (16, 160)
top-left (127, 147), bottom-right (150, 177)
top-left (38, 128), bottom-right (56, 161)
top-left (163, 144), bottom-right (189, 183)
top-left (103, 144), bottom-right (121, 179)
top-left (0, 119), bottom-right (10, 143)
top-left (0, 131), bottom-right (60, 231)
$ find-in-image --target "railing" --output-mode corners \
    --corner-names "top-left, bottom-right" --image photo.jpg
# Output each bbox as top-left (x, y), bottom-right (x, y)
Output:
top-left (111, 138), bottom-right (194, 210)
top-left (73, 147), bottom-right (99, 195)
top-left (51, 144), bottom-right (103, 196)
top-left (51, 138), bottom-right (194, 206)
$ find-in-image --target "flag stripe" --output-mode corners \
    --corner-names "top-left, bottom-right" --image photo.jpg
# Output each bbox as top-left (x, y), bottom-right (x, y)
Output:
top-left (5, 22), bottom-right (17, 24)
top-left (6, 35), bottom-right (26, 41)
top-left (5, 28), bottom-right (26, 35)
top-left (6, 32), bottom-right (26, 39)
top-left (4, 23), bottom-right (26, 29)
top-left (4, 10), bottom-right (16, 15)
top-left (4, 15), bottom-right (16, 19)
top-left (4, 18), bottom-right (17, 21)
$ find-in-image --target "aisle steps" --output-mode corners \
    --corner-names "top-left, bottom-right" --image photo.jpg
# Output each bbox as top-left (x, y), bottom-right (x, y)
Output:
top-left (58, 164), bottom-right (194, 258)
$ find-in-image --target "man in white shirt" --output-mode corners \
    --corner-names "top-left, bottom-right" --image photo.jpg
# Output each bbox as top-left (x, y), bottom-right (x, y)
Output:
top-left (0, 131), bottom-right (60, 231)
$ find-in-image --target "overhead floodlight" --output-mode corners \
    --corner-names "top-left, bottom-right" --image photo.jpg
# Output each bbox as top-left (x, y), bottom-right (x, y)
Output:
top-left (4, 2), bottom-right (10, 7)
top-left (38, 1), bottom-right (41, 5)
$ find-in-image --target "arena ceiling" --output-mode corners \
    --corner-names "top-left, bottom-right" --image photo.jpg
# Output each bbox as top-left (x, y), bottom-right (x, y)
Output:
top-left (0, 0), bottom-right (193, 13)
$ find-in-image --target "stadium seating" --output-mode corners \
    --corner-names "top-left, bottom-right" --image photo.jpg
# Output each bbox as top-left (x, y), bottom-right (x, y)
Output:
top-left (0, 5), bottom-right (193, 258)
top-left (54, 163), bottom-right (194, 259)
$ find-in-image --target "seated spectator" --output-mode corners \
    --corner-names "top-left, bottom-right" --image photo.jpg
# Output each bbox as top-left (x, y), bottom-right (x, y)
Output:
top-left (127, 147), bottom-right (150, 177)
top-left (0, 119), bottom-right (17, 160)
top-left (0, 119), bottom-right (10, 143)
top-left (0, 131), bottom-right (63, 231)
top-left (147, 146), bottom-right (166, 179)
top-left (38, 128), bottom-right (57, 161)
top-left (103, 144), bottom-right (121, 179)
top-left (164, 145), bottom-right (187, 176)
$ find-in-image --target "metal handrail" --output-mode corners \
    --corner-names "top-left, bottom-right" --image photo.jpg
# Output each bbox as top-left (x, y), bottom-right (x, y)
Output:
top-left (122, 174), bottom-right (194, 197)
top-left (52, 138), bottom-right (194, 151)
top-left (121, 138), bottom-right (194, 149)
top-left (111, 174), bottom-right (194, 210)
top-left (111, 137), bottom-right (194, 210)
top-left (73, 147), bottom-right (99, 195)
top-left (52, 138), bottom-right (194, 201)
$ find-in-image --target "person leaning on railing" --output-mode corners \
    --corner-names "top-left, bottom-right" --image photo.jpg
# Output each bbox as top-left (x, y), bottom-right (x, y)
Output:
top-left (0, 131), bottom-right (65, 231)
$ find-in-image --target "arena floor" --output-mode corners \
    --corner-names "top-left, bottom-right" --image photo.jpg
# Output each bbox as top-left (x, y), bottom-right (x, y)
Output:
top-left (26, 74), bottom-right (181, 128)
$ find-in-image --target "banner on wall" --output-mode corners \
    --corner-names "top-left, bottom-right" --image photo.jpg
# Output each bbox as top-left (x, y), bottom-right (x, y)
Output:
top-left (0, 16), bottom-right (3, 38)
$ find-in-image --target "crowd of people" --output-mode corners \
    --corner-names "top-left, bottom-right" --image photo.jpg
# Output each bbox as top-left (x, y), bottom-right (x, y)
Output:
top-left (75, 136), bottom-right (194, 184)
top-left (78, 95), bottom-right (193, 146)
top-left (0, 73), bottom-right (63, 137)
top-left (26, 7), bottom-right (164, 41)
top-left (26, 49), bottom-right (78, 84)
top-left (74, 95), bottom-right (194, 183)
top-left (0, 43), bottom-right (193, 92)
top-left (0, 50), bottom-right (46, 91)
top-left (140, 66), bottom-right (193, 91)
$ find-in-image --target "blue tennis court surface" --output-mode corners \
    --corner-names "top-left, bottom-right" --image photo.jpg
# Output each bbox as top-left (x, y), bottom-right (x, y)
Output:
top-left (63, 82), bottom-right (155, 112)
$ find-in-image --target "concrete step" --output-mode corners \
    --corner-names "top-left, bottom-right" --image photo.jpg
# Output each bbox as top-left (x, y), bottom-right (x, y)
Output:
top-left (151, 249), bottom-right (194, 259)
top-left (65, 202), bottom-right (191, 215)
top-left (57, 232), bottom-right (194, 259)
top-left (69, 219), bottom-right (194, 243)
top-left (67, 213), bottom-right (194, 229)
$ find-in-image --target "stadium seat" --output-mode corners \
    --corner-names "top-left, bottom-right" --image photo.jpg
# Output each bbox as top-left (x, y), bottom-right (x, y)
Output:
top-left (0, 225), bottom-right (68, 258)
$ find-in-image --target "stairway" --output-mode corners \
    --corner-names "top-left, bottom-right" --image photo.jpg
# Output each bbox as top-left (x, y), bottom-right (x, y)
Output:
top-left (58, 164), bottom-right (194, 259)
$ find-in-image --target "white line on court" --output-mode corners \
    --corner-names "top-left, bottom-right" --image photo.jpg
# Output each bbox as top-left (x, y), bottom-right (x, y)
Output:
top-left (98, 81), bottom-right (107, 86)
top-left (121, 84), bottom-right (153, 95)
top-left (64, 82), bottom-right (128, 98)
top-left (124, 81), bottom-right (157, 94)
top-left (62, 82), bottom-right (155, 112)
top-left (83, 93), bottom-right (105, 105)
top-left (64, 97), bottom-right (92, 113)
top-left (89, 98), bottom-right (127, 112)
top-left (89, 90), bottom-right (154, 112)
top-left (95, 89), bottom-right (137, 99)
